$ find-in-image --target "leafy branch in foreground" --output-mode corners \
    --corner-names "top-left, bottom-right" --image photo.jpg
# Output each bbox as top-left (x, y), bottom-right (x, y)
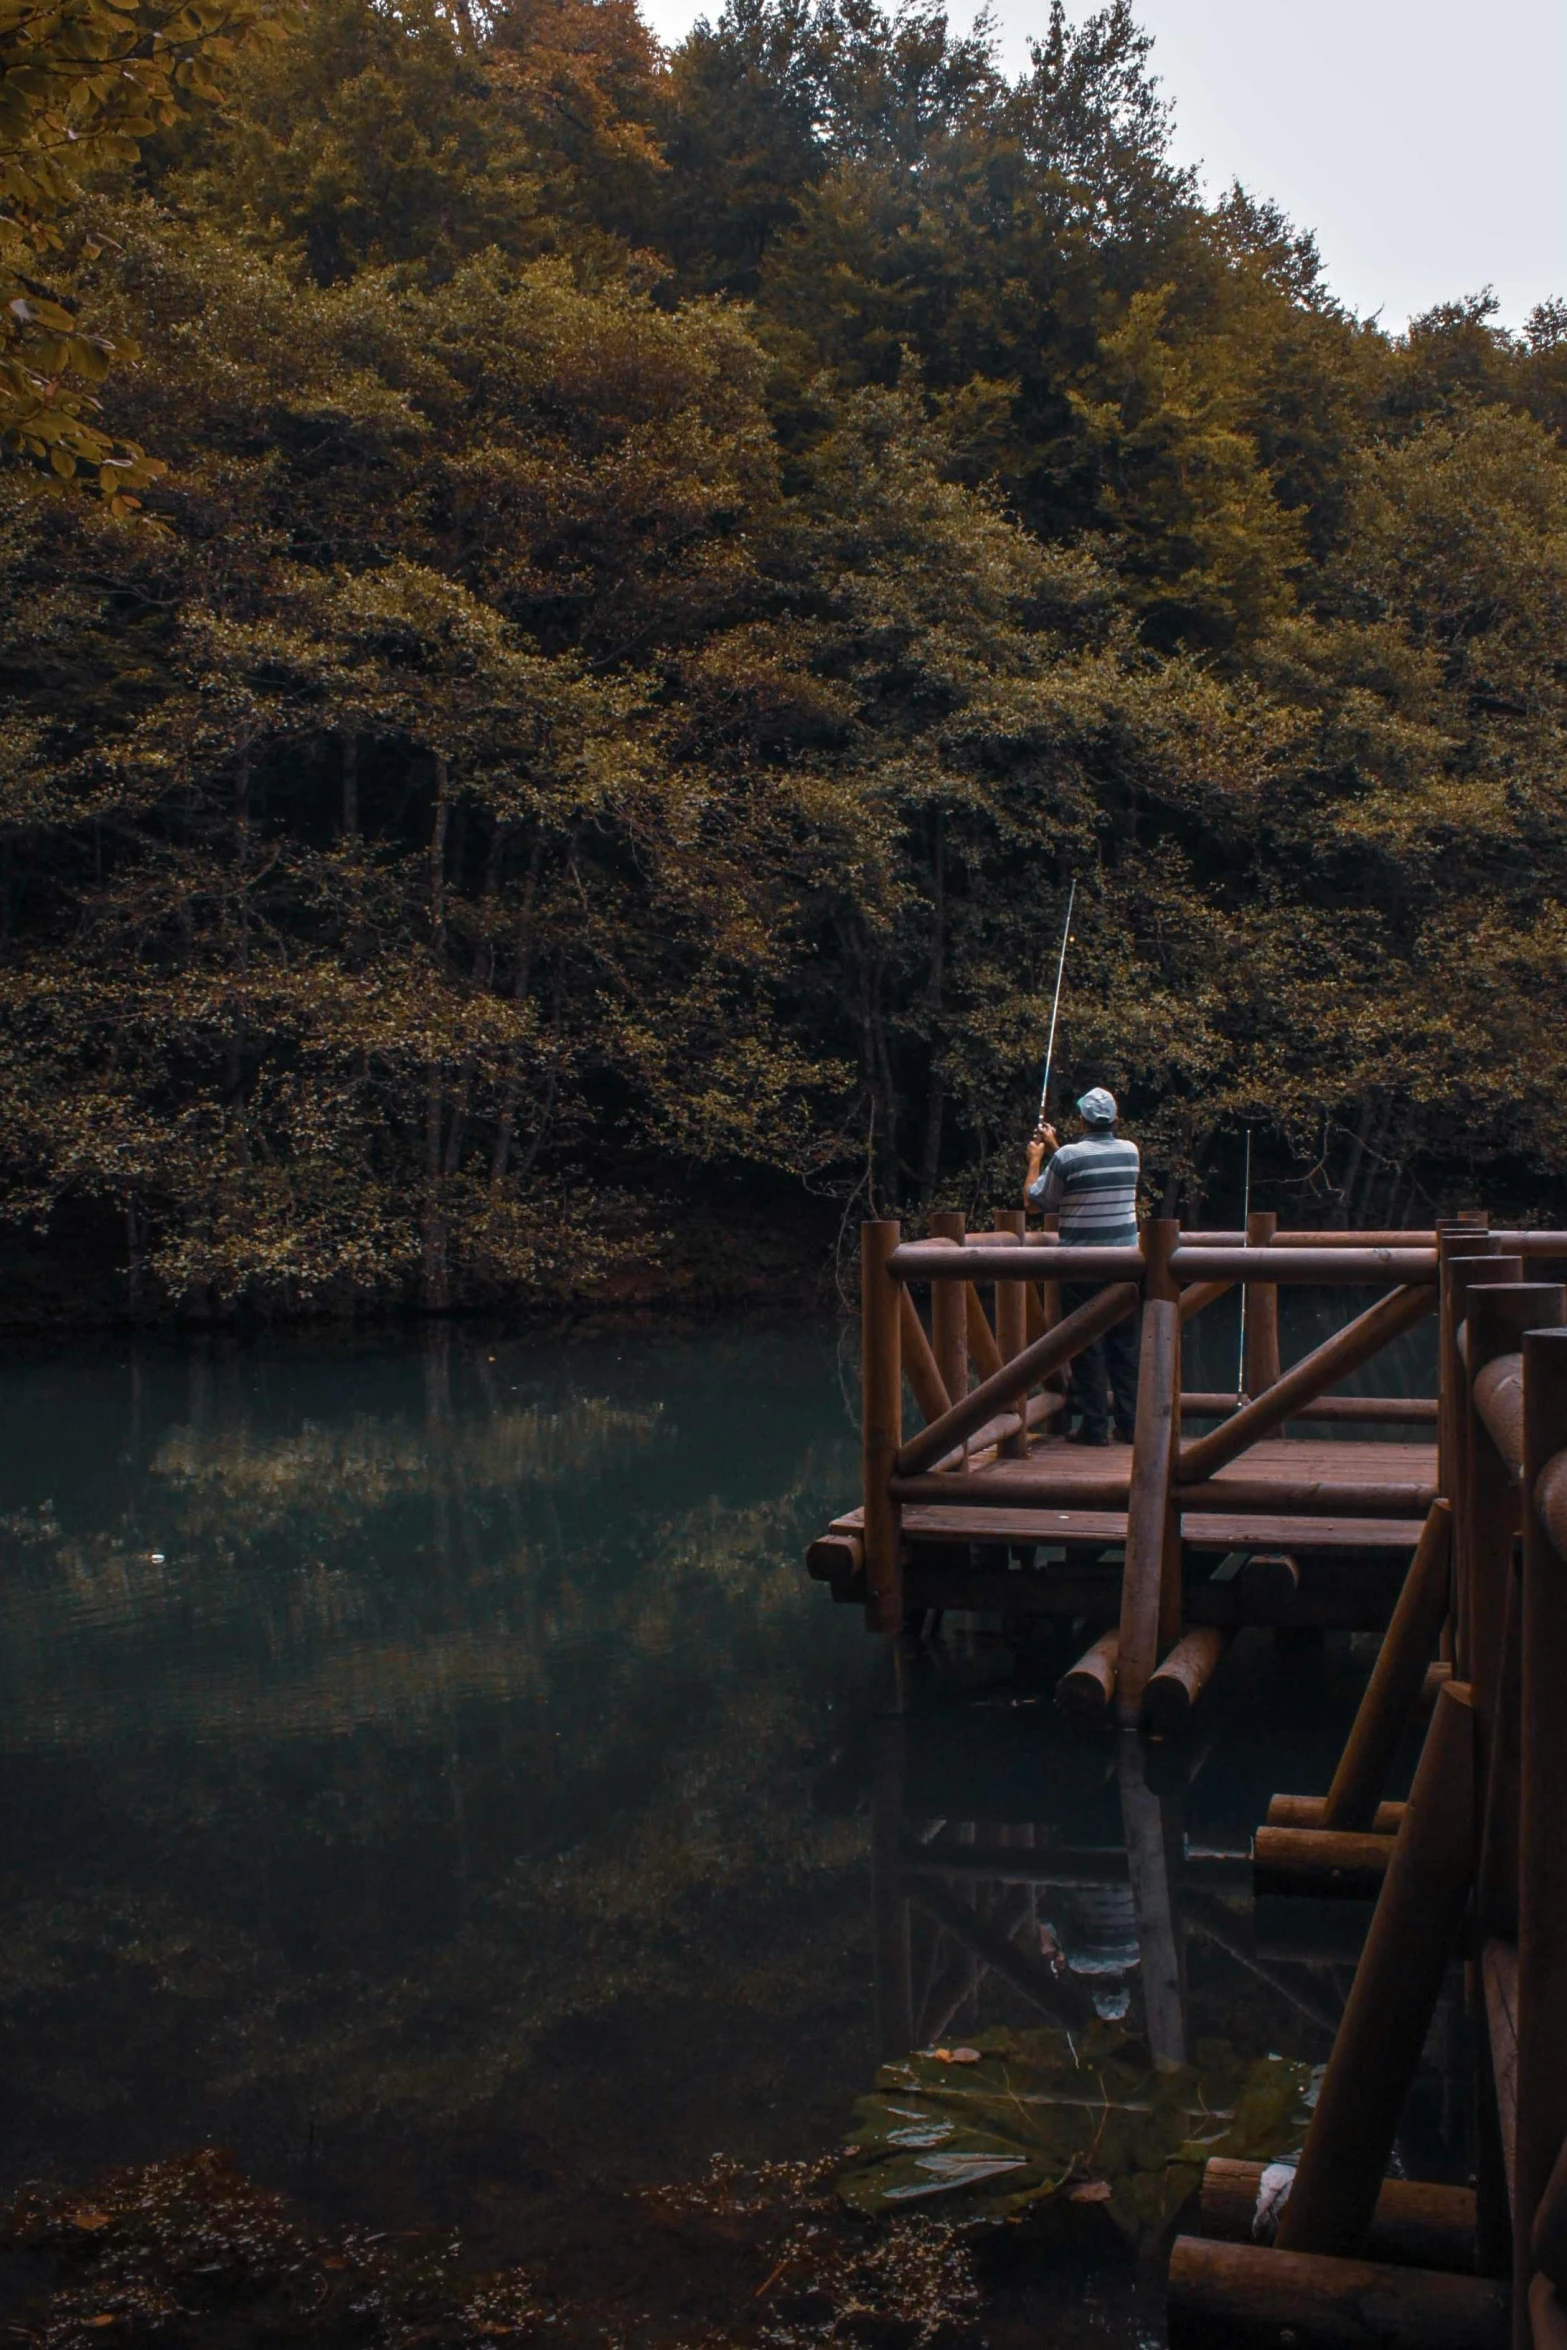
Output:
top-left (0, 0), bottom-right (294, 501)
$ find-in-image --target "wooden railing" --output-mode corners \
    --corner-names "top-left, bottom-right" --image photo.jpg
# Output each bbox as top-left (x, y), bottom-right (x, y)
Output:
top-left (858, 1214), bottom-right (1473, 1714)
top-left (1165, 1266), bottom-right (1567, 2349)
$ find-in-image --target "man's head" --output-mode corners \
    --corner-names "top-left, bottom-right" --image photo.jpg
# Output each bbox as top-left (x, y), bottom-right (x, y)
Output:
top-left (1077, 1087), bottom-right (1118, 1130)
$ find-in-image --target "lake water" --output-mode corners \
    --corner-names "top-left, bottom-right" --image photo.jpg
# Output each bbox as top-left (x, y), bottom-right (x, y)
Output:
top-left (0, 1303), bottom-right (1457, 2349)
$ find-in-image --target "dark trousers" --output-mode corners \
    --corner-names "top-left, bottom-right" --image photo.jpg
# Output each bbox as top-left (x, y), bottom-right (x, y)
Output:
top-left (1061, 1283), bottom-right (1140, 1438)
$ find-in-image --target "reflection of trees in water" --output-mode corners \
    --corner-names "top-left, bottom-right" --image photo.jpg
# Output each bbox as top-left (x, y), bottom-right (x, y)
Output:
top-left (0, 1622), bottom-right (872, 2188)
top-left (0, 1473), bottom-right (848, 1747)
top-left (0, 1330), bottom-right (854, 1750)
top-left (152, 1394), bottom-right (666, 1525)
top-left (0, 1326), bottom-right (876, 2213)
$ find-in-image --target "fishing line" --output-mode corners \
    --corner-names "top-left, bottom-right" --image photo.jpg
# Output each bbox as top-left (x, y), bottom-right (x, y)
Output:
top-left (1038, 878), bottom-right (1076, 1126)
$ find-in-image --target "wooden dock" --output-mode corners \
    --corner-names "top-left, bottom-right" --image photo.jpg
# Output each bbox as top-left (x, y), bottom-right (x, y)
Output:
top-left (808, 1212), bottom-right (1567, 1725)
top-left (806, 1211), bottom-right (1567, 2346)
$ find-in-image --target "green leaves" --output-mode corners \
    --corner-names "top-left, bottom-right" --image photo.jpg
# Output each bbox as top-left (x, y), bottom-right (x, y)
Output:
top-left (838, 2027), bottom-right (1317, 2239)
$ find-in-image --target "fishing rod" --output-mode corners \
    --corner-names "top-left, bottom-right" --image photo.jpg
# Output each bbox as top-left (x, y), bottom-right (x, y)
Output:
top-left (1235, 1126), bottom-right (1252, 1400)
top-left (1037, 879), bottom-right (1076, 1129)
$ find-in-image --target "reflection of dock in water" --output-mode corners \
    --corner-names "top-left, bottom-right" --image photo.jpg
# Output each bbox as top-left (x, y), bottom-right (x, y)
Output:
top-left (859, 1694), bottom-right (1349, 2080)
top-left (833, 1675), bottom-right (1482, 2328)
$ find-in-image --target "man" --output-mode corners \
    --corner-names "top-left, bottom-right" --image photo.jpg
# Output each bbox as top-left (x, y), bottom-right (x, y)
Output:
top-left (1024, 1086), bottom-right (1140, 1446)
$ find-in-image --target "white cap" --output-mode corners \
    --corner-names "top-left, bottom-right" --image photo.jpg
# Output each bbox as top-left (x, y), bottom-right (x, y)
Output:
top-left (1077, 1087), bottom-right (1118, 1126)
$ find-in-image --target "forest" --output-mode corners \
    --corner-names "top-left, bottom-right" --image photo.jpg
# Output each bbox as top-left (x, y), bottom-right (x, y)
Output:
top-left (2, 0), bottom-right (1566, 1317)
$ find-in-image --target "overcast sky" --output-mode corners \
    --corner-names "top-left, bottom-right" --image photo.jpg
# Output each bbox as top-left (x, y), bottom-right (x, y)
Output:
top-left (639, 0), bottom-right (1566, 333)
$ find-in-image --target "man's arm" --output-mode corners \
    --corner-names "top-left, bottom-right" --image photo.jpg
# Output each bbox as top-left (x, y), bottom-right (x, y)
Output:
top-left (1024, 1123), bottom-right (1061, 1210)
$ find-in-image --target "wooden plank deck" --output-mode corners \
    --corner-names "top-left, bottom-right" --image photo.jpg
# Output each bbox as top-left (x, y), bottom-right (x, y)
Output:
top-left (810, 1434), bottom-right (1432, 1626)
top-left (825, 1501), bottom-right (1427, 1554)
top-left (889, 1434), bottom-right (1438, 1517)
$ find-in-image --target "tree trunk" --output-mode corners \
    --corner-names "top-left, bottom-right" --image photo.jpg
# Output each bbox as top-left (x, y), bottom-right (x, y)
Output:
top-left (1333, 1093), bottom-right (1378, 1227)
top-left (918, 815), bottom-right (946, 1205)
top-left (224, 757), bottom-right (251, 1111)
top-left (341, 733), bottom-right (359, 839)
top-left (490, 836), bottom-right (545, 1190)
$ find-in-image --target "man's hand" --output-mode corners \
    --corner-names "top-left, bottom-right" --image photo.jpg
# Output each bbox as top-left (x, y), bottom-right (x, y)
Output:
top-left (1025, 1122), bottom-right (1058, 1193)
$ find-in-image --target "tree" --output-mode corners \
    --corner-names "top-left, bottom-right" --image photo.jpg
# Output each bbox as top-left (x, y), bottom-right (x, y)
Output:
top-left (0, 0), bottom-right (292, 497)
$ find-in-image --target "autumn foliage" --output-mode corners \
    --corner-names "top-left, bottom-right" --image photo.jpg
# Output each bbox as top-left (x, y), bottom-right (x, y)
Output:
top-left (2, 0), bottom-right (1566, 1313)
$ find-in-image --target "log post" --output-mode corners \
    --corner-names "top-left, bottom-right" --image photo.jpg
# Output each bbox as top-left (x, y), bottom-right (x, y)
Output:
top-left (1267, 1795), bottom-right (1406, 1833)
top-left (1253, 1825), bottom-right (1394, 1900)
top-left (898, 1287), bottom-right (952, 1430)
top-left (1450, 1253), bottom-right (1525, 1684)
top-left (1120, 1730), bottom-right (1187, 2069)
top-left (1276, 1680), bottom-right (1477, 2258)
top-left (1439, 1228), bottom-right (1502, 1670)
top-left (1039, 1208), bottom-right (1063, 1354)
top-left (1477, 1542), bottom-right (1522, 1942)
top-left (1239, 1551), bottom-right (1300, 1622)
top-left (1319, 1500), bottom-right (1452, 1830)
top-left (1143, 1627), bottom-right (1231, 1735)
top-left (1167, 2237), bottom-right (1509, 2350)
top-left (1199, 2159), bottom-right (1476, 2271)
top-left (1056, 1627), bottom-right (1118, 1714)
top-left (964, 1283), bottom-right (1004, 1381)
top-left (1147, 1218), bottom-right (1183, 1651)
top-left (1531, 2130), bottom-right (1567, 2290)
top-left (1244, 1209), bottom-right (1281, 1394)
top-left (1516, 1328), bottom-right (1567, 2336)
top-left (995, 1208), bottom-right (1029, 1457)
top-left (1467, 1282), bottom-right (1563, 1748)
top-left (861, 1220), bottom-right (904, 1634)
top-left (1116, 1222), bottom-right (1181, 1728)
top-left (1145, 1213), bottom-right (1180, 1307)
top-left (929, 1210), bottom-right (968, 1459)
top-left (1532, 2274), bottom-right (1567, 2350)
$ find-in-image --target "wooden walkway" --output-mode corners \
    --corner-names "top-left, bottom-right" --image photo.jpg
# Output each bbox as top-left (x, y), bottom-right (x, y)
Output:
top-left (807, 1208), bottom-right (1567, 2347)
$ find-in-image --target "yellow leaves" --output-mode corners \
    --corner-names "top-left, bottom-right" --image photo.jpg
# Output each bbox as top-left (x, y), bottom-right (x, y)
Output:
top-left (1, 0), bottom-right (300, 490)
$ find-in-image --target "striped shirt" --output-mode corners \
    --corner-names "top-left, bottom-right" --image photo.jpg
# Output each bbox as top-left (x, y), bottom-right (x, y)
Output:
top-left (1027, 1129), bottom-right (1140, 1243)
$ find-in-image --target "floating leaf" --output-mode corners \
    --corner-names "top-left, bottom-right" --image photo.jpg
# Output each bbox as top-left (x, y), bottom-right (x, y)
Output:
top-left (838, 2025), bottom-right (1315, 2240)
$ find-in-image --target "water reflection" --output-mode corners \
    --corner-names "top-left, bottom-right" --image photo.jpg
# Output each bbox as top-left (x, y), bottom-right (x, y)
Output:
top-left (825, 1637), bottom-right (1472, 2335)
top-left (0, 1314), bottom-right (1462, 2350)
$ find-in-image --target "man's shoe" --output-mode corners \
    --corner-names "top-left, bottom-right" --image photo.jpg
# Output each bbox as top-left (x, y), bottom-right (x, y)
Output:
top-left (1067, 1425), bottom-right (1110, 1447)
top-left (1113, 1422), bottom-right (1135, 1445)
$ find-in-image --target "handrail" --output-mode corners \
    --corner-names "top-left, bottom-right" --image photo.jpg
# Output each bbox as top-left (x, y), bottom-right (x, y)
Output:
top-left (1169, 1246), bottom-right (1437, 1285)
top-left (1182, 1228), bottom-right (1439, 1247)
top-left (891, 1240), bottom-right (1439, 1286)
top-left (1180, 1391), bottom-right (1439, 1424)
top-left (889, 1242), bottom-right (1145, 1282)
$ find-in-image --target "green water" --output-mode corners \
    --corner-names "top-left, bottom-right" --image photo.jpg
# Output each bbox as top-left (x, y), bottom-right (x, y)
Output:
top-left (0, 1311), bottom-right (1458, 2348)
